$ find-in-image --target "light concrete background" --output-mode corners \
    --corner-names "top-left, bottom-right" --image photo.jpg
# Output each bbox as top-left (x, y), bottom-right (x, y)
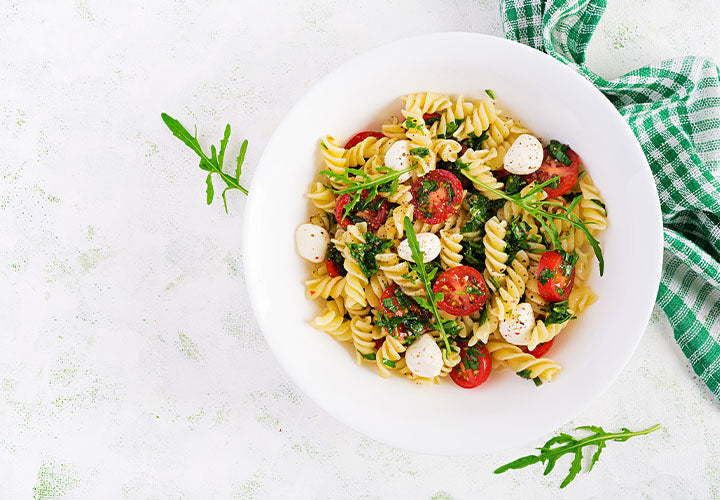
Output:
top-left (1, 1), bottom-right (719, 498)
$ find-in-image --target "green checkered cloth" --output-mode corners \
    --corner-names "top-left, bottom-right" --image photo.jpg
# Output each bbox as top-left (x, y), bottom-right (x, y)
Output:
top-left (500, 0), bottom-right (720, 398)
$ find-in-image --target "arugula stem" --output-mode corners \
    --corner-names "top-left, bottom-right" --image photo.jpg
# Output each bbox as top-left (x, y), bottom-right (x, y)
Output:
top-left (329, 166), bottom-right (414, 195)
top-left (217, 170), bottom-right (249, 195)
top-left (458, 169), bottom-right (604, 275)
top-left (403, 217), bottom-right (452, 353)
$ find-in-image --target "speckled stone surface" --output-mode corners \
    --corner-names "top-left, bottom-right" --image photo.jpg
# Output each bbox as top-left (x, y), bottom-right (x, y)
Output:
top-left (1, 1), bottom-right (719, 498)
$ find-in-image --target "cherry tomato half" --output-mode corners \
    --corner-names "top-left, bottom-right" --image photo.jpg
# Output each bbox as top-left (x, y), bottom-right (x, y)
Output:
top-left (537, 251), bottom-right (576, 302)
top-left (450, 344), bottom-right (492, 389)
top-left (325, 258), bottom-right (342, 278)
top-left (334, 192), bottom-right (391, 232)
top-left (525, 338), bottom-right (555, 358)
top-left (432, 265), bottom-right (487, 316)
top-left (344, 131), bottom-right (384, 149)
top-left (410, 169), bottom-right (464, 225)
top-left (378, 284), bottom-right (429, 339)
top-left (527, 147), bottom-right (580, 198)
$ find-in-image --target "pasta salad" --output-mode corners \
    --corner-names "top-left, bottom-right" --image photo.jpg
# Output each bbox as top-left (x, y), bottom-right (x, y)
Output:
top-left (296, 92), bottom-right (608, 388)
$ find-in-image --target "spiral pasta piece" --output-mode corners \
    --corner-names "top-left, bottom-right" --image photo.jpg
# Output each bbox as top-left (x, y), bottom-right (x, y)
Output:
top-left (311, 300), bottom-right (352, 342)
top-left (568, 285), bottom-right (598, 315)
top-left (483, 216), bottom-right (508, 291)
top-left (413, 213), bottom-right (460, 235)
top-left (365, 272), bottom-right (389, 309)
top-left (485, 340), bottom-right (561, 383)
top-left (439, 344), bottom-right (462, 378)
top-left (375, 251), bottom-right (424, 296)
top-left (343, 257), bottom-right (369, 308)
top-left (382, 116), bottom-right (406, 140)
top-left (460, 149), bottom-right (504, 199)
top-left (376, 335), bottom-right (406, 377)
top-left (496, 250), bottom-right (530, 313)
top-left (344, 137), bottom-right (396, 167)
top-left (307, 181), bottom-right (336, 211)
top-left (439, 230), bottom-right (463, 269)
top-left (402, 109), bottom-right (437, 176)
top-left (351, 315), bottom-right (379, 364)
top-left (305, 267), bottom-right (346, 300)
top-left (524, 266), bottom-right (547, 316)
top-left (459, 100), bottom-right (498, 139)
top-left (377, 204), bottom-right (414, 240)
top-left (403, 92), bottom-right (453, 115)
top-left (578, 174), bottom-right (608, 236)
top-left (432, 138), bottom-right (462, 162)
top-left (320, 136), bottom-right (348, 189)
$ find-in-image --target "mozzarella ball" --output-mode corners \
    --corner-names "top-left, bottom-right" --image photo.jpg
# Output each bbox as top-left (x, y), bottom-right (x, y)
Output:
top-left (384, 140), bottom-right (412, 182)
top-left (295, 224), bottom-right (329, 263)
top-left (397, 233), bottom-right (441, 263)
top-left (503, 134), bottom-right (544, 175)
top-left (405, 333), bottom-right (443, 378)
top-left (499, 303), bottom-right (536, 345)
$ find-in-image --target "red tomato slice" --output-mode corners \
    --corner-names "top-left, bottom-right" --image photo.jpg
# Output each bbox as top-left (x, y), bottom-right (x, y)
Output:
top-left (344, 131), bottom-right (384, 149)
top-left (450, 344), bottom-right (492, 388)
top-left (378, 284), bottom-right (429, 339)
top-left (536, 251), bottom-right (576, 302)
top-left (432, 266), bottom-right (487, 316)
top-left (410, 170), bottom-right (463, 225)
top-left (325, 258), bottom-right (342, 278)
top-left (334, 192), bottom-right (391, 231)
top-left (422, 112), bottom-right (441, 122)
top-left (525, 338), bottom-right (555, 358)
top-left (527, 147), bottom-right (580, 198)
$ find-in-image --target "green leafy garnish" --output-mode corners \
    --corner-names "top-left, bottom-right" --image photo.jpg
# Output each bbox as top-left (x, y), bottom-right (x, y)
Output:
top-left (517, 369), bottom-right (543, 386)
top-left (462, 131), bottom-right (489, 151)
top-left (405, 116), bottom-right (421, 130)
top-left (506, 216), bottom-right (541, 260)
top-left (461, 239), bottom-right (485, 268)
top-left (548, 139), bottom-right (572, 166)
top-left (347, 233), bottom-right (393, 278)
top-left (544, 300), bottom-right (575, 325)
top-left (485, 89), bottom-right (495, 99)
top-left (504, 174), bottom-right (528, 195)
top-left (458, 171), bottom-right (604, 275)
top-left (494, 424), bottom-right (662, 488)
top-left (161, 113), bottom-right (249, 213)
top-left (382, 358), bottom-right (396, 368)
top-left (590, 198), bottom-right (606, 212)
top-left (537, 268), bottom-right (555, 285)
top-left (402, 217), bottom-right (452, 353)
top-left (438, 119), bottom-right (464, 139)
top-left (358, 351), bottom-right (376, 361)
top-left (424, 114), bottom-right (441, 126)
top-left (409, 147), bottom-right (430, 158)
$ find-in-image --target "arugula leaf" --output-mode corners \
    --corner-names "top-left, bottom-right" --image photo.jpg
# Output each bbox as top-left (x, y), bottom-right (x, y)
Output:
top-left (485, 89), bottom-right (495, 99)
top-left (494, 424), bottom-right (661, 488)
top-left (161, 113), bottom-right (249, 213)
top-left (402, 217), bottom-right (452, 353)
top-left (544, 300), bottom-right (575, 325)
top-left (347, 233), bottom-right (393, 278)
top-left (548, 139), bottom-right (572, 166)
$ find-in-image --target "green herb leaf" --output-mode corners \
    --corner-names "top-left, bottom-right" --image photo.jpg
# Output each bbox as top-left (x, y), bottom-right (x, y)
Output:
top-left (485, 89), bottom-right (495, 99)
top-left (347, 233), bottom-right (393, 278)
top-left (517, 369), bottom-right (543, 386)
top-left (382, 358), bottom-right (396, 368)
top-left (504, 174), bottom-right (527, 195)
top-left (590, 198), bottom-right (606, 212)
top-left (494, 424), bottom-right (661, 488)
top-left (161, 113), bottom-right (249, 213)
top-left (548, 139), bottom-right (572, 166)
top-left (462, 130), bottom-right (490, 151)
top-left (404, 116), bottom-right (421, 130)
top-left (537, 268), bottom-right (555, 285)
top-left (544, 300), bottom-right (575, 325)
top-left (358, 351), bottom-right (377, 361)
top-left (409, 147), bottom-right (430, 158)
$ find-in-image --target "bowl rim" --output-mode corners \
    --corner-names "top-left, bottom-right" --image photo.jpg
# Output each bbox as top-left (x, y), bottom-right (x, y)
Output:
top-left (242, 32), bottom-right (664, 454)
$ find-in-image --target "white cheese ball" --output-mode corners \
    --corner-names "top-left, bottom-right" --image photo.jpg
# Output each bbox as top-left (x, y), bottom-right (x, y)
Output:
top-left (397, 233), bottom-right (441, 263)
top-left (295, 223), bottom-right (330, 263)
top-left (503, 134), bottom-right (544, 175)
top-left (499, 303), bottom-right (536, 346)
top-left (383, 140), bottom-right (412, 182)
top-left (405, 333), bottom-right (443, 378)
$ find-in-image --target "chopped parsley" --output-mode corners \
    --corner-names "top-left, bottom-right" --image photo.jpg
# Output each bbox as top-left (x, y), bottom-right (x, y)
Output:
top-left (456, 158), bottom-right (471, 170)
top-left (438, 118), bottom-right (464, 139)
top-left (382, 358), bottom-right (396, 368)
top-left (504, 174), bottom-right (528, 195)
top-left (590, 198), bottom-right (606, 212)
top-left (405, 116), bottom-right (421, 130)
top-left (358, 351), bottom-right (376, 361)
top-left (537, 268), bottom-right (555, 285)
top-left (517, 369), bottom-right (543, 386)
top-left (325, 243), bottom-right (347, 276)
top-left (506, 216), bottom-right (541, 263)
top-left (409, 147), bottom-right (430, 158)
top-left (548, 139), bottom-right (572, 166)
top-left (461, 239), bottom-right (485, 269)
top-left (461, 130), bottom-right (489, 151)
top-left (375, 287), bottom-right (431, 341)
top-left (544, 300), bottom-right (575, 325)
top-left (462, 193), bottom-right (504, 235)
top-left (485, 89), bottom-right (495, 99)
top-left (347, 233), bottom-right (393, 278)
top-left (464, 345), bottom-right (483, 371)
top-left (558, 249), bottom-right (579, 277)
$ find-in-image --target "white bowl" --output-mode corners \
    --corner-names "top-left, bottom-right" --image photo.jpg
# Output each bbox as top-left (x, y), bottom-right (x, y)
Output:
top-left (243, 33), bottom-right (662, 454)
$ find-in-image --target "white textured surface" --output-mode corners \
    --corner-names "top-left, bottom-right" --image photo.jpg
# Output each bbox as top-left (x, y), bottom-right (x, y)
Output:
top-left (1, 1), bottom-right (719, 498)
